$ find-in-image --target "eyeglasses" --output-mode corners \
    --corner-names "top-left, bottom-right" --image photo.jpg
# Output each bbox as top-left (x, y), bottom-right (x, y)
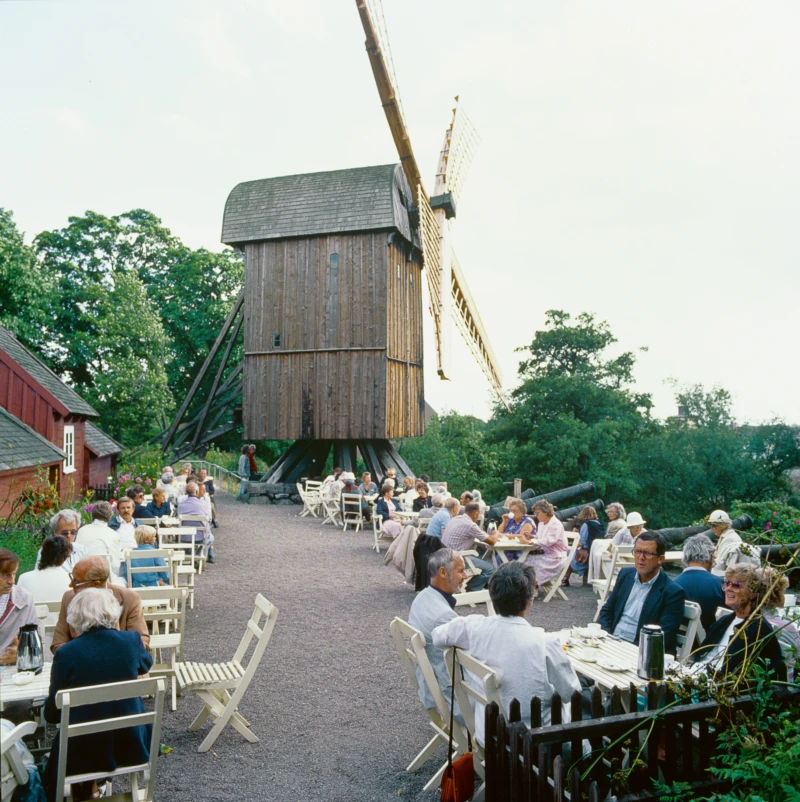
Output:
top-left (722, 580), bottom-right (743, 589)
top-left (68, 573), bottom-right (95, 588)
top-left (58, 529), bottom-right (79, 536)
top-left (633, 549), bottom-right (659, 559)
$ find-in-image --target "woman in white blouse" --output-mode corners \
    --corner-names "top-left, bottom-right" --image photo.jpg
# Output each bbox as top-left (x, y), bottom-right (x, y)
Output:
top-left (17, 535), bottom-right (73, 602)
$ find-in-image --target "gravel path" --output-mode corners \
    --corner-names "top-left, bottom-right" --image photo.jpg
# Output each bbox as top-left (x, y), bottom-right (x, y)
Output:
top-left (156, 493), bottom-right (598, 801)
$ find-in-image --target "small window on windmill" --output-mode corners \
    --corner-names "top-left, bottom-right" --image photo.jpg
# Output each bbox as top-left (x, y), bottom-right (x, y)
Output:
top-left (273, 332), bottom-right (281, 348)
top-left (397, 264), bottom-right (401, 279)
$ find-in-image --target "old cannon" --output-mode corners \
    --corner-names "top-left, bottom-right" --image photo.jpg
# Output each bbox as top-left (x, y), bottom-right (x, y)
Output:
top-left (656, 515), bottom-right (753, 548)
top-left (487, 482), bottom-right (597, 523)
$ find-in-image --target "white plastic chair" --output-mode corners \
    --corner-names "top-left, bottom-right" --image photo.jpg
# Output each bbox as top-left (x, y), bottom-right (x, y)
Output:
top-left (296, 482), bottom-right (321, 518)
top-left (179, 513), bottom-right (210, 574)
top-left (53, 677), bottom-right (166, 802)
top-left (123, 548), bottom-right (176, 589)
top-left (372, 511), bottom-right (394, 554)
top-left (540, 532), bottom-right (581, 603)
top-left (158, 528), bottom-right (197, 609)
top-left (321, 495), bottom-right (342, 527)
top-left (454, 590), bottom-right (496, 615)
top-left (389, 618), bottom-right (471, 791)
top-left (175, 593), bottom-right (278, 752)
top-left (1, 721), bottom-right (37, 802)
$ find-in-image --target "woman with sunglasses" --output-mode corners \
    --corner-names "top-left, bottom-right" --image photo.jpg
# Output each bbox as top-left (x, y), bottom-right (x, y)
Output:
top-left (691, 563), bottom-right (785, 681)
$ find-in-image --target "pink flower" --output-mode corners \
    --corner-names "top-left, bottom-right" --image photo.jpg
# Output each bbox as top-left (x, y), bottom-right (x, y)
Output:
top-left (82, 504), bottom-right (93, 512)
top-left (136, 477), bottom-right (143, 483)
top-left (145, 478), bottom-right (152, 486)
top-left (764, 521), bottom-right (772, 531)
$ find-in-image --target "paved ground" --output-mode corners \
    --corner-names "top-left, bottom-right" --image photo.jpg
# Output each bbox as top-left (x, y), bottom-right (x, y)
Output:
top-left (156, 493), bottom-right (598, 802)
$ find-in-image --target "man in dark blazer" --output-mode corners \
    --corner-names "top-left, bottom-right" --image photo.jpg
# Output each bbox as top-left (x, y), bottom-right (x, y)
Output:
top-left (599, 532), bottom-right (686, 655)
top-left (672, 534), bottom-right (725, 632)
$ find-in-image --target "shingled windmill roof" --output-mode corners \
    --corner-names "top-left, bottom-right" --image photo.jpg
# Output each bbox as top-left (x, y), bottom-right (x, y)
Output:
top-left (221, 163), bottom-right (418, 247)
top-left (0, 328), bottom-right (98, 418)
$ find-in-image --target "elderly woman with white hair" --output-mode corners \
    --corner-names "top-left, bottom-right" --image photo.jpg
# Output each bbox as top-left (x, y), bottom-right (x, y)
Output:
top-left (587, 503), bottom-right (627, 584)
top-left (37, 509), bottom-right (88, 572)
top-left (43, 588), bottom-right (152, 801)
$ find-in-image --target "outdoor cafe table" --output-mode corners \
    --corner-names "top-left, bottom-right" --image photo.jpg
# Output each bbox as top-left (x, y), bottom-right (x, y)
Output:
top-left (484, 538), bottom-right (538, 564)
top-left (0, 664), bottom-right (52, 712)
top-left (557, 629), bottom-right (647, 710)
top-left (394, 510), bottom-right (419, 524)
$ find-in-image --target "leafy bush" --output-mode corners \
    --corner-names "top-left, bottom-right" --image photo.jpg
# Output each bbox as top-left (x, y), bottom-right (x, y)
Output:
top-left (2, 523), bottom-right (47, 573)
top-left (729, 500), bottom-right (800, 545)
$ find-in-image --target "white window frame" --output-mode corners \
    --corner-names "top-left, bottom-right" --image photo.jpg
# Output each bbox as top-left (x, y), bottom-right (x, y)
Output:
top-left (63, 425), bottom-right (75, 474)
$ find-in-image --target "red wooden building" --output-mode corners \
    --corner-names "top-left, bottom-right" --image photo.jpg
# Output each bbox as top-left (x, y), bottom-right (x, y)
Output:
top-left (0, 328), bottom-right (123, 516)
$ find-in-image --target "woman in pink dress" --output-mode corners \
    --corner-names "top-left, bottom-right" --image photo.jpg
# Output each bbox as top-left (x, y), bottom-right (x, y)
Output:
top-left (524, 500), bottom-right (569, 587)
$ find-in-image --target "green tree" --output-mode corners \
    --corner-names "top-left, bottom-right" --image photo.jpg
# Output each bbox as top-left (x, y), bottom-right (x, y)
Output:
top-left (487, 310), bottom-right (654, 500)
top-left (398, 412), bottom-right (508, 500)
top-left (0, 208), bottom-right (53, 346)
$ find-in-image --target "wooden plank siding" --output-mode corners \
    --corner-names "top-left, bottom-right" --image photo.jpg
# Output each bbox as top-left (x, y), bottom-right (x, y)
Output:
top-left (242, 231), bottom-right (424, 440)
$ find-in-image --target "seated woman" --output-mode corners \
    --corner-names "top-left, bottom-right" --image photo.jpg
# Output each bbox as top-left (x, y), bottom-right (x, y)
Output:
top-left (708, 509), bottom-right (760, 576)
top-left (691, 563), bottom-right (785, 681)
top-left (17, 535), bottom-right (73, 601)
top-left (145, 487), bottom-right (172, 519)
top-left (0, 549), bottom-right (40, 667)
top-left (375, 484), bottom-right (403, 538)
top-left (432, 562), bottom-right (580, 745)
top-left (517, 500), bottom-right (569, 590)
top-left (43, 588), bottom-right (153, 802)
top-left (400, 476), bottom-right (418, 510)
top-left (358, 471), bottom-right (378, 497)
top-left (588, 502), bottom-right (627, 583)
top-left (412, 483), bottom-right (432, 513)
top-left (757, 566), bottom-right (800, 681)
top-left (495, 498), bottom-right (535, 563)
top-left (119, 526), bottom-right (169, 588)
top-left (561, 506), bottom-right (606, 586)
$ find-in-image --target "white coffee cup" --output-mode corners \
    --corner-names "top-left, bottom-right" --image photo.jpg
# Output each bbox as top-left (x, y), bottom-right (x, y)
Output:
top-left (586, 623), bottom-right (602, 633)
top-left (785, 594), bottom-right (797, 607)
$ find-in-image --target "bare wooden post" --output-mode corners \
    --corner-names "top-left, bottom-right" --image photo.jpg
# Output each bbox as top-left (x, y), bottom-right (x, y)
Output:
top-left (513, 478), bottom-right (522, 497)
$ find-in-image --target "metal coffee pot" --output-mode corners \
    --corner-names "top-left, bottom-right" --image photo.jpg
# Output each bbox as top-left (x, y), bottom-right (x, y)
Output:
top-left (637, 624), bottom-right (664, 680)
top-left (16, 623), bottom-right (43, 674)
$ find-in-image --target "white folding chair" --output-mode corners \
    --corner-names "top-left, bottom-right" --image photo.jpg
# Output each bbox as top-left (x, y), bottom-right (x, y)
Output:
top-left (296, 482), bottom-right (321, 518)
top-left (159, 528), bottom-right (197, 609)
top-left (321, 495), bottom-right (342, 527)
top-left (418, 517), bottom-right (430, 534)
top-left (389, 618), bottom-right (471, 791)
top-left (179, 513), bottom-right (210, 574)
top-left (454, 590), bottom-right (496, 615)
top-left (372, 511), bottom-right (394, 554)
top-left (540, 532), bottom-right (581, 603)
top-left (444, 647), bottom-right (504, 802)
top-left (1, 720), bottom-right (37, 802)
top-left (341, 493), bottom-right (365, 532)
top-left (123, 548), bottom-right (176, 589)
top-left (138, 586), bottom-right (188, 711)
top-left (591, 544), bottom-right (634, 622)
top-left (716, 606), bottom-right (730, 621)
top-left (677, 600), bottom-right (703, 663)
top-left (53, 677), bottom-right (166, 802)
top-left (175, 594), bottom-right (278, 752)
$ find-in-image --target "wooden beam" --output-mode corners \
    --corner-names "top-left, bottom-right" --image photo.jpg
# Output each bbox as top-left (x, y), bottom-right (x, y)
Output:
top-left (161, 290), bottom-right (244, 452)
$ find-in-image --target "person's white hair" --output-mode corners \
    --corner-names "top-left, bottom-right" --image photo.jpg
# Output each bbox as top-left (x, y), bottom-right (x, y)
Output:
top-left (430, 493), bottom-right (446, 509)
top-left (50, 509), bottom-right (81, 532)
top-left (66, 588), bottom-right (123, 635)
top-left (682, 534), bottom-right (715, 567)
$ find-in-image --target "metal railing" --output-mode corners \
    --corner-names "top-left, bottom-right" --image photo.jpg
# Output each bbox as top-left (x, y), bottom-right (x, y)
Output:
top-left (179, 460), bottom-right (243, 495)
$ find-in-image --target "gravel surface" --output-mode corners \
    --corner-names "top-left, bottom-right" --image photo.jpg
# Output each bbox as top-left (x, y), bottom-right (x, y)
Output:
top-left (156, 493), bottom-right (598, 801)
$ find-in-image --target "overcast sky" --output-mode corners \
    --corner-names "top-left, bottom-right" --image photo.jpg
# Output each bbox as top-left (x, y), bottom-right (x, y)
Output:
top-left (2, 0), bottom-right (798, 425)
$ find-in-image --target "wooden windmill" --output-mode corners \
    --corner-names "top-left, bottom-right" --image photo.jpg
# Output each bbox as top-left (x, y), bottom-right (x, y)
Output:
top-left (160, 1), bottom-right (505, 483)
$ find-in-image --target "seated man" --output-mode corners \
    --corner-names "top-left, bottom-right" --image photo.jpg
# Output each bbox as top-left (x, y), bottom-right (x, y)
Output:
top-left (0, 548), bottom-right (40, 666)
top-left (433, 562), bottom-right (581, 745)
top-left (38, 508), bottom-right (88, 571)
top-left (109, 496), bottom-right (140, 552)
top-left (691, 563), bottom-right (784, 680)
top-left (442, 502), bottom-right (499, 591)
top-left (125, 484), bottom-right (150, 519)
top-left (119, 526), bottom-right (169, 587)
top-left (52, 556), bottom-right (149, 653)
top-left (177, 481), bottom-right (215, 563)
top-left (598, 532), bottom-right (686, 655)
top-left (76, 501), bottom-right (123, 577)
top-left (408, 549), bottom-right (468, 711)
top-left (672, 534), bottom-right (725, 633)
top-left (426, 497), bottom-right (460, 539)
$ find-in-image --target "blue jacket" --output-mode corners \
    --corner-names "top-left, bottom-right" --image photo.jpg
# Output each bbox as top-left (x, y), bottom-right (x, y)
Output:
top-left (145, 500), bottom-right (172, 519)
top-left (375, 497), bottom-right (401, 521)
top-left (119, 542), bottom-right (169, 587)
top-left (672, 567), bottom-right (725, 632)
top-left (108, 515), bottom-right (141, 531)
top-left (598, 567), bottom-right (686, 654)
top-left (44, 628), bottom-right (152, 796)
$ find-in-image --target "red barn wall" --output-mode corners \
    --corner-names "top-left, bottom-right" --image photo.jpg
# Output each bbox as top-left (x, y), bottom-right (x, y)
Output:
top-left (0, 464), bottom-right (59, 518)
top-left (88, 454), bottom-right (115, 488)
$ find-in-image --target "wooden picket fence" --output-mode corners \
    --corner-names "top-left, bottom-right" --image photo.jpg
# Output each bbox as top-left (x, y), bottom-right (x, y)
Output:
top-left (88, 484), bottom-right (114, 501)
top-left (484, 684), bottom-right (800, 802)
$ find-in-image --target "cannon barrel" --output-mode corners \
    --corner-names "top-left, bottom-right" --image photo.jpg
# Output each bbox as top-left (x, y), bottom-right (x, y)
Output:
top-left (657, 515), bottom-right (753, 547)
top-left (488, 482), bottom-right (597, 522)
top-left (555, 499), bottom-right (605, 523)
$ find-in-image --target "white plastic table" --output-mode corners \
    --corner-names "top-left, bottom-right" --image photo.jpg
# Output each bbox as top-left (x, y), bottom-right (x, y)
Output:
top-left (484, 538), bottom-right (537, 564)
top-left (0, 664), bottom-right (52, 711)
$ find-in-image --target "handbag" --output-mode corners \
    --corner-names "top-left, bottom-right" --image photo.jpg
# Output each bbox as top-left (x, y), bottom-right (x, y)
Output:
top-left (440, 648), bottom-right (474, 802)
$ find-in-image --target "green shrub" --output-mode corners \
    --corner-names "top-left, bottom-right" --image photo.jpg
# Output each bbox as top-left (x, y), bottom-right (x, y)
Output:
top-left (730, 500), bottom-right (800, 545)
